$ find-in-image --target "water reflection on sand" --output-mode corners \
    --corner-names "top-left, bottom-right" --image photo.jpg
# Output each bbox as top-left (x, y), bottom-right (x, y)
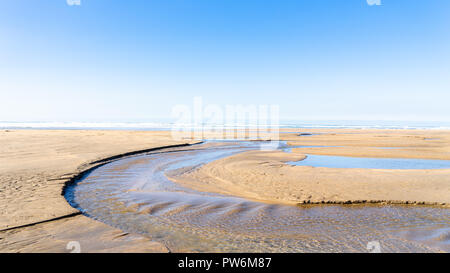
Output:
top-left (66, 142), bottom-right (450, 252)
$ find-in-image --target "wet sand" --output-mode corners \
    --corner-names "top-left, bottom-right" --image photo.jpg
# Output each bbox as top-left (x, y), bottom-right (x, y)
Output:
top-left (70, 141), bottom-right (450, 252)
top-left (169, 129), bottom-right (450, 206)
top-left (0, 129), bottom-right (196, 252)
top-left (2, 129), bottom-right (450, 252)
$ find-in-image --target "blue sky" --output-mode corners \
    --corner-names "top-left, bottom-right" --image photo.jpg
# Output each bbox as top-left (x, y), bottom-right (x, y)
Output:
top-left (1, 0), bottom-right (449, 122)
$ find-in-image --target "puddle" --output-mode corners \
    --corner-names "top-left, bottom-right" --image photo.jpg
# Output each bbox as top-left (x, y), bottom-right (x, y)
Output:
top-left (288, 154), bottom-right (450, 169)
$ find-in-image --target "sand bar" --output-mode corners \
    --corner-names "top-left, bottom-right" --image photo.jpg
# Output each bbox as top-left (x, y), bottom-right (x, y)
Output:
top-left (168, 129), bottom-right (450, 206)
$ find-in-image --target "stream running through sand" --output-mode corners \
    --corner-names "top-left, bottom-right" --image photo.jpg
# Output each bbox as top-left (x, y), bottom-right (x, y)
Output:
top-left (65, 142), bottom-right (450, 252)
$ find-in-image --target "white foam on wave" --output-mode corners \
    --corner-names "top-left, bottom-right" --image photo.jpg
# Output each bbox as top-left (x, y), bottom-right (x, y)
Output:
top-left (0, 122), bottom-right (172, 129)
top-left (1, 121), bottom-right (450, 130)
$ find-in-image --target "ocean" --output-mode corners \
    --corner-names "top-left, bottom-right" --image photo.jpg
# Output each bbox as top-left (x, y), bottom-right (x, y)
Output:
top-left (1, 120), bottom-right (450, 130)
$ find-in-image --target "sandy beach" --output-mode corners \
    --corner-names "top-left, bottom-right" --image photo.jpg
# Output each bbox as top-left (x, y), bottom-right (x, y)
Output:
top-left (1, 129), bottom-right (449, 252)
top-left (0, 129), bottom-right (196, 252)
top-left (168, 129), bottom-right (450, 206)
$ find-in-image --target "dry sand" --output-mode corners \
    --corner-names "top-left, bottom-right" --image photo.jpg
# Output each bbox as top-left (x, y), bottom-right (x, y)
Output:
top-left (0, 129), bottom-right (196, 252)
top-left (168, 129), bottom-right (450, 206)
top-left (2, 129), bottom-right (449, 252)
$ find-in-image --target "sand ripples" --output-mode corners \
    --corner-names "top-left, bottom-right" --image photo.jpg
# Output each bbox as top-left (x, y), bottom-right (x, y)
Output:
top-left (66, 143), bottom-right (450, 252)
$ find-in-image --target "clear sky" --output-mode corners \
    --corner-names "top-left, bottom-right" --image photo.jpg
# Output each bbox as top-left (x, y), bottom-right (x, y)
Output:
top-left (1, 0), bottom-right (449, 122)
